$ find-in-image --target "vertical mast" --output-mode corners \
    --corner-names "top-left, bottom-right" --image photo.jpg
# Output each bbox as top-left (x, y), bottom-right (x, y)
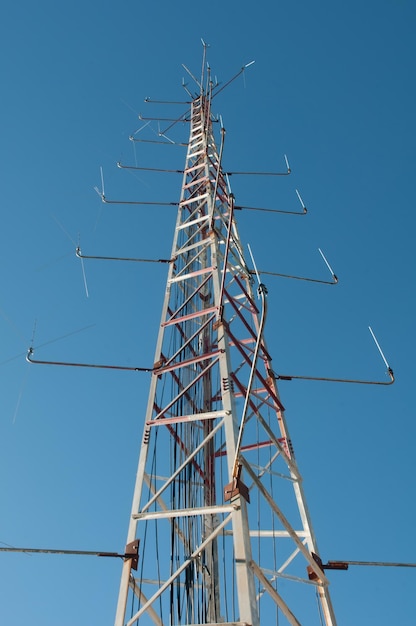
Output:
top-left (115, 61), bottom-right (337, 626)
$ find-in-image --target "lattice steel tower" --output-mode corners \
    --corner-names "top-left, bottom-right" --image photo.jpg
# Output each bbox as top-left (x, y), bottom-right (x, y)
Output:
top-left (115, 55), bottom-right (337, 626)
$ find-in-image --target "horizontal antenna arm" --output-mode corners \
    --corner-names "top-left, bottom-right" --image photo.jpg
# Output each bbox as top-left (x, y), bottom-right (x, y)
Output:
top-left (94, 189), bottom-right (178, 208)
top-left (272, 327), bottom-right (394, 385)
top-left (117, 162), bottom-right (184, 174)
top-left (26, 348), bottom-right (153, 372)
top-left (0, 545), bottom-right (138, 561)
top-left (144, 97), bottom-right (190, 105)
top-left (250, 249), bottom-right (338, 285)
top-left (212, 60), bottom-right (255, 99)
top-left (272, 368), bottom-right (394, 386)
top-left (250, 269), bottom-right (337, 286)
top-left (76, 247), bottom-right (173, 264)
top-left (328, 560), bottom-right (416, 568)
top-left (235, 204), bottom-right (307, 216)
top-left (129, 136), bottom-right (188, 147)
top-left (139, 114), bottom-right (191, 122)
top-left (235, 188), bottom-right (307, 216)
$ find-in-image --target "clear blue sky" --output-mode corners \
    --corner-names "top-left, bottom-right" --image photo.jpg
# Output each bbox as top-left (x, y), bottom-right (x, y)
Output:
top-left (1, 1), bottom-right (415, 624)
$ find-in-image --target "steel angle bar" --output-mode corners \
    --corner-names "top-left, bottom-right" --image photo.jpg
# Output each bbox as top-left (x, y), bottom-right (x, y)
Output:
top-left (146, 410), bottom-right (226, 428)
top-left (154, 349), bottom-right (223, 374)
top-left (133, 504), bottom-right (236, 521)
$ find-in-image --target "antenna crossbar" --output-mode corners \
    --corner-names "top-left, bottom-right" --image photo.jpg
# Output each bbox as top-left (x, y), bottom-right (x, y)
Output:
top-left (273, 370), bottom-right (394, 386)
top-left (235, 204), bottom-right (306, 216)
top-left (0, 546), bottom-right (137, 560)
top-left (26, 348), bottom-right (152, 372)
top-left (76, 247), bottom-right (172, 264)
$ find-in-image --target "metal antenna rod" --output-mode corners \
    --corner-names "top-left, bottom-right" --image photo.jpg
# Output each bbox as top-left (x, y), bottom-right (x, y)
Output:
top-left (247, 243), bottom-right (261, 286)
top-left (248, 248), bottom-right (338, 285)
top-left (118, 159), bottom-right (291, 177)
top-left (76, 247), bottom-right (173, 264)
top-left (210, 124), bottom-right (226, 229)
top-left (94, 187), bottom-right (178, 207)
top-left (182, 63), bottom-right (202, 91)
top-left (131, 120), bottom-right (152, 136)
top-left (182, 77), bottom-right (194, 99)
top-left (273, 329), bottom-right (395, 385)
top-left (117, 162), bottom-right (184, 174)
top-left (26, 348), bottom-right (153, 372)
top-left (235, 204), bottom-right (306, 216)
top-left (212, 60), bottom-right (255, 99)
top-left (330, 560), bottom-right (416, 568)
top-left (200, 38), bottom-right (209, 93)
top-left (144, 98), bottom-right (189, 105)
top-left (248, 269), bottom-right (337, 286)
top-left (369, 326), bottom-right (391, 370)
top-left (295, 188), bottom-right (306, 211)
top-left (318, 248), bottom-right (337, 281)
top-left (94, 166), bottom-right (105, 200)
top-left (129, 136), bottom-right (188, 147)
top-left (236, 189), bottom-right (308, 215)
top-left (232, 245), bottom-right (268, 478)
top-left (274, 371), bottom-right (394, 385)
top-left (77, 235), bottom-right (90, 298)
top-left (0, 546), bottom-right (137, 561)
top-left (139, 114), bottom-right (191, 122)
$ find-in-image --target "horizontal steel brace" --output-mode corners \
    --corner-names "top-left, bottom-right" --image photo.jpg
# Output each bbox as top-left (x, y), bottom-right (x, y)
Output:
top-left (147, 410), bottom-right (226, 427)
top-left (154, 349), bottom-right (223, 374)
top-left (187, 149), bottom-right (205, 159)
top-left (184, 175), bottom-right (208, 190)
top-left (133, 504), bottom-right (237, 521)
top-left (175, 238), bottom-right (211, 256)
top-left (173, 623), bottom-right (249, 626)
top-left (177, 213), bottom-right (209, 229)
top-left (168, 267), bottom-right (216, 285)
top-left (161, 304), bottom-right (218, 326)
top-left (223, 530), bottom-right (309, 538)
top-left (184, 161), bottom-right (206, 175)
top-left (179, 192), bottom-right (208, 207)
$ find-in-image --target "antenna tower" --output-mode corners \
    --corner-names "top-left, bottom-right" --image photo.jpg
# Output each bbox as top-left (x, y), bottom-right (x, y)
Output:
top-left (114, 56), bottom-right (337, 626)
